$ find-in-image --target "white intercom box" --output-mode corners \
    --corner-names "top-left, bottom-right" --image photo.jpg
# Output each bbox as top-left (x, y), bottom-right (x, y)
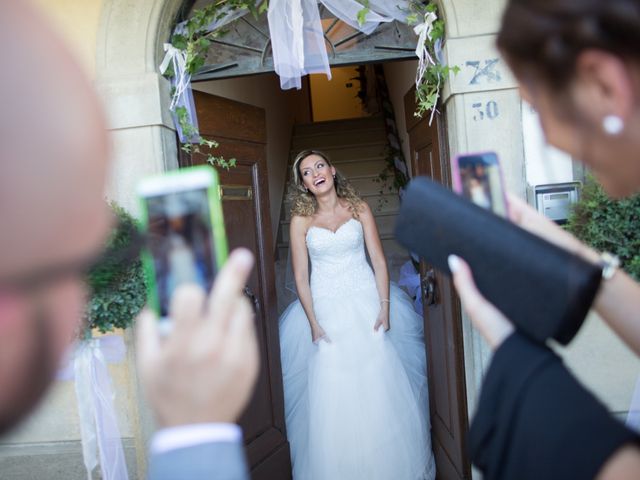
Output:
top-left (527, 182), bottom-right (581, 225)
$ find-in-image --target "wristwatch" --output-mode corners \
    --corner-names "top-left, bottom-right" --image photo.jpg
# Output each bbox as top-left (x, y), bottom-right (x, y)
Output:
top-left (599, 251), bottom-right (620, 280)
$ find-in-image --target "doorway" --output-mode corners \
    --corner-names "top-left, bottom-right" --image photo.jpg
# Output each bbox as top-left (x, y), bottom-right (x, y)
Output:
top-left (182, 7), bottom-right (469, 480)
top-left (188, 59), bottom-right (470, 480)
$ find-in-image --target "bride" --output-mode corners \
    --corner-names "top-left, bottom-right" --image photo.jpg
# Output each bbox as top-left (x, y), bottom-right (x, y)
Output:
top-left (278, 149), bottom-right (436, 480)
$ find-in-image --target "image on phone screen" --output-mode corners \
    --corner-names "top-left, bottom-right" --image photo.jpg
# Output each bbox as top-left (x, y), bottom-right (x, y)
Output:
top-left (457, 153), bottom-right (507, 217)
top-left (143, 188), bottom-right (216, 318)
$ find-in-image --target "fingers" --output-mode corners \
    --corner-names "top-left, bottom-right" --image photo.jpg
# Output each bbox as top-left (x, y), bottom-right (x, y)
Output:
top-left (313, 332), bottom-right (331, 344)
top-left (448, 255), bottom-right (485, 317)
top-left (170, 284), bottom-right (206, 337)
top-left (448, 255), bottom-right (514, 350)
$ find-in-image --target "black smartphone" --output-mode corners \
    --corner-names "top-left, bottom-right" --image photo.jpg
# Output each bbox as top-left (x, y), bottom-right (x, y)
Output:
top-left (453, 152), bottom-right (508, 217)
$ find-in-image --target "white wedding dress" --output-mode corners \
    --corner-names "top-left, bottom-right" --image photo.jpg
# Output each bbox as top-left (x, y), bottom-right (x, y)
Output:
top-left (279, 218), bottom-right (436, 480)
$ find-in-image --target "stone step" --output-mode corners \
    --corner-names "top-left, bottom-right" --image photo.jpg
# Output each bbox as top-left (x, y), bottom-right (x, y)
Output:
top-left (289, 142), bottom-right (387, 164)
top-left (349, 174), bottom-right (387, 194)
top-left (334, 157), bottom-right (387, 177)
top-left (293, 116), bottom-right (384, 136)
top-left (365, 194), bottom-right (401, 214)
top-left (292, 126), bottom-right (386, 151)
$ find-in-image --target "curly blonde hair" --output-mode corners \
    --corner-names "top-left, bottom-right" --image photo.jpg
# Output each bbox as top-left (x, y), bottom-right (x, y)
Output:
top-left (288, 150), bottom-right (364, 218)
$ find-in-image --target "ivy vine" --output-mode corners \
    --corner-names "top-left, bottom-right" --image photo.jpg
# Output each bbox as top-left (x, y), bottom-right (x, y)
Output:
top-left (166, 1), bottom-right (269, 169)
top-left (164, 1), bottom-right (455, 184)
top-left (355, 1), bottom-right (458, 118)
top-left (408, 3), bottom-right (459, 118)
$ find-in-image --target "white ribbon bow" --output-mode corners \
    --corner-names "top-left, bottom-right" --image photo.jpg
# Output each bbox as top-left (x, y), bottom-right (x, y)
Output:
top-left (159, 43), bottom-right (190, 111)
top-left (59, 336), bottom-right (129, 480)
top-left (413, 11), bottom-right (437, 86)
top-left (413, 11), bottom-right (439, 124)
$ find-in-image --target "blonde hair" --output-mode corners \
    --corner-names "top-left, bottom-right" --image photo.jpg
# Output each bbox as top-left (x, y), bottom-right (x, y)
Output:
top-left (288, 150), bottom-right (364, 218)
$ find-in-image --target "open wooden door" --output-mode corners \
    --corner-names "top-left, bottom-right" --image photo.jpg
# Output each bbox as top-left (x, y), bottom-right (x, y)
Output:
top-left (180, 91), bottom-right (291, 479)
top-left (404, 89), bottom-right (471, 480)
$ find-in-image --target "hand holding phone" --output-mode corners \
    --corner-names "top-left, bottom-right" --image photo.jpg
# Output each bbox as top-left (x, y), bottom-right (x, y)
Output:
top-left (137, 166), bottom-right (228, 330)
top-left (136, 248), bottom-right (259, 427)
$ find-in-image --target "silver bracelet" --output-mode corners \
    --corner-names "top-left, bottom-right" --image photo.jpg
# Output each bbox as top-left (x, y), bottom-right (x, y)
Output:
top-left (380, 299), bottom-right (390, 305)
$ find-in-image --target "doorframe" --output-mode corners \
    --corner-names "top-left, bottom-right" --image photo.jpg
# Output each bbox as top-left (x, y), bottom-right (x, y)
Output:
top-left (96, 2), bottom-right (519, 478)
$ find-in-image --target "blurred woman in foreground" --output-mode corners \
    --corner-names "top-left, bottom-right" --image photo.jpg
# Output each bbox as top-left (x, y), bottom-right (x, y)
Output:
top-left (450, 1), bottom-right (640, 479)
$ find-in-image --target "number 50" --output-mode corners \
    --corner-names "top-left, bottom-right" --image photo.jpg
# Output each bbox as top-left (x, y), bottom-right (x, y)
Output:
top-left (472, 101), bottom-right (499, 121)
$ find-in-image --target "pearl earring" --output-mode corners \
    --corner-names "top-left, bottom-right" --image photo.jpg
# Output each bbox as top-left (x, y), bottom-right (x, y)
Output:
top-left (603, 115), bottom-right (624, 136)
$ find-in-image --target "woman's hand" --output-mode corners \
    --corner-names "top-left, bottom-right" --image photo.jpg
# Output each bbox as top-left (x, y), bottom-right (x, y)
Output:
top-left (507, 194), bottom-right (599, 263)
top-left (448, 255), bottom-right (514, 350)
top-left (374, 307), bottom-right (390, 332)
top-left (311, 324), bottom-right (330, 344)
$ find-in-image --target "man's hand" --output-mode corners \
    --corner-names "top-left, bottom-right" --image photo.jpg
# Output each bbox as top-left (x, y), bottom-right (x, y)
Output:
top-left (136, 248), bottom-right (259, 427)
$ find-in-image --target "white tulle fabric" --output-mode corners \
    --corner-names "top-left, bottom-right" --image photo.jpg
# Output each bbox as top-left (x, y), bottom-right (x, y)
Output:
top-left (268, 0), bottom-right (411, 89)
top-left (279, 218), bottom-right (436, 480)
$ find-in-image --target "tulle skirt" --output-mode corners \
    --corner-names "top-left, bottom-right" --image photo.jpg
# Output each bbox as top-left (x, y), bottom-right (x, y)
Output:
top-left (279, 284), bottom-right (436, 480)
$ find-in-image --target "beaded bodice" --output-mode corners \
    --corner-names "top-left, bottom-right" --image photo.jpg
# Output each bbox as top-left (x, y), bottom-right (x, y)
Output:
top-left (306, 218), bottom-right (377, 300)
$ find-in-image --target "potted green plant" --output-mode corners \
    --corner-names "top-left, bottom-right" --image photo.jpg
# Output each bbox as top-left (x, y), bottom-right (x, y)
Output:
top-left (566, 175), bottom-right (640, 281)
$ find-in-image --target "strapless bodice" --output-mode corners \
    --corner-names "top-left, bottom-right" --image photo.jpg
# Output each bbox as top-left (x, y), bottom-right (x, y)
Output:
top-left (305, 218), bottom-right (377, 299)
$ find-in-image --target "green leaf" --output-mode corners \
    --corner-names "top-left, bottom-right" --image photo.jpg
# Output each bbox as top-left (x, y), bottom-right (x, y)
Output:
top-left (171, 34), bottom-right (188, 50)
top-left (357, 7), bottom-right (369, 27)
top-left (406, 13), bottom-right (419, 25)
top-left (198, 37), bottom-right (211, 50)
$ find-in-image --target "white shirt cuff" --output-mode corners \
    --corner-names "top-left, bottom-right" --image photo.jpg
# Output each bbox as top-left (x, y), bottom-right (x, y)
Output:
top-left (151, 423), bottom-right (242, 455)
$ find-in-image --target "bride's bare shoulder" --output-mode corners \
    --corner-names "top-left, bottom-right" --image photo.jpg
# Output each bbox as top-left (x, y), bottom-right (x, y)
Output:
top-left (290, 215), bottom-right (313, 234)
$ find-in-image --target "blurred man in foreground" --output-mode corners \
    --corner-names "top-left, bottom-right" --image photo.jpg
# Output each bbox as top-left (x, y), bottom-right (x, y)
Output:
top-left (0, 3), bottom-right (257, 478)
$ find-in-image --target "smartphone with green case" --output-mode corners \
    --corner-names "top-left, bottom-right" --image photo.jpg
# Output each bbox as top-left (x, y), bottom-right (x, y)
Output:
top-left (137, 166), bottom-right (228, 330)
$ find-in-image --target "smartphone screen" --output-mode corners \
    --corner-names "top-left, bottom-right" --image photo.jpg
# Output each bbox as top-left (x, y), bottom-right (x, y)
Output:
top-left (143, 188), bottom-right (216, 319)
top-left (138, 167), bottom-right (227, 323)
top-left (454, 152), bottom-right (508, 217)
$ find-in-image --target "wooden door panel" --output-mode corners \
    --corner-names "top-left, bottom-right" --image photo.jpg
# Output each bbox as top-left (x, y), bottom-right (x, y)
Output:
top-left (181, 91), bottom-right (291, 479)
top-left (405, 89), bottom-right (470, 480)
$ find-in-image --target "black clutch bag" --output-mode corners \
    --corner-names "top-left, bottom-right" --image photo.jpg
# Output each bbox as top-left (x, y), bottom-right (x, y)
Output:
top-left (395, 177), bottom-right (602, 345)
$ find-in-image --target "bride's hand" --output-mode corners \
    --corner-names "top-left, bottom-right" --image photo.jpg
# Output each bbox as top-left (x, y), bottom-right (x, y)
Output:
top-left (374, 309), bottom-right (390, 332)
top-left (311, 324), bottom-right (331, 344)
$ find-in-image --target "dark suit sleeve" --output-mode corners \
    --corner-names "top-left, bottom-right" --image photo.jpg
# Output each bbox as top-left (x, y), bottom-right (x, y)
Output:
top-left (469, 332), bottom-right (640, 480)
top-left (148, 441), bottom-right (250, 480)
